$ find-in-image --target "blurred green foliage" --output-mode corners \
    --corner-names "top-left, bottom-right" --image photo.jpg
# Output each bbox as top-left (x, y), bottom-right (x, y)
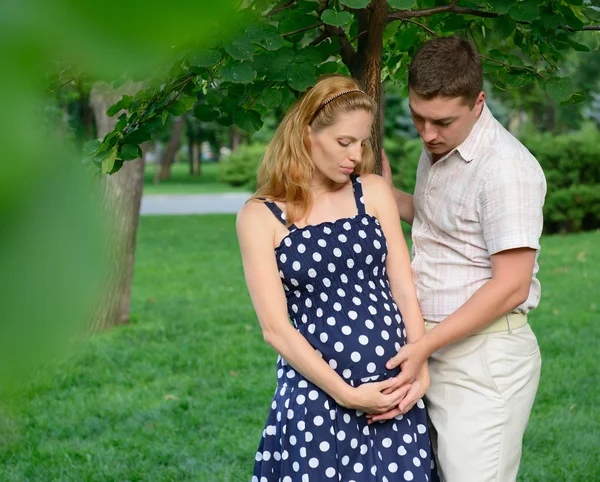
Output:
top-left (0, 0), bottom-right (239, 393)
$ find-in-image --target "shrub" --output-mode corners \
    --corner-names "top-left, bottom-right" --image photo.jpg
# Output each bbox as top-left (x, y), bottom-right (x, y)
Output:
top-left (219, 143), bottom-right (266, 191)
top-left (383, 136), bottom-right (422, 195)
top-left (543, 184), bottom-right (600, 233)
top-left (522, 125), bottom-right (600, 233)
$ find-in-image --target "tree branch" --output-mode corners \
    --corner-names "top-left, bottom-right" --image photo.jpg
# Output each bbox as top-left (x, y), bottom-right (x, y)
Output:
top-left (309, 30), bottom-right (330, 47)
top-left (402, 18), bottom-right (437, 37)
top-left (324, 25), bottom-right (357, 67)
top-left (265, 0), bottom-right (296, 17)
top-left (388, 4), bottom-right (498, 22)
top-left (479, 55), bottom-right (546, 79)
top-left (388, 2), bottom-right (600, 34)
top-left (46, 78), bottom-right (75, 95)
top-left (562, 25), bottom-right (600, 31)
top-left (403, 18), bottom-right (546, 80)
top-left (327, 30), bottom-right (368, 57)
top-left (282, 22), bottom-right (324, 37)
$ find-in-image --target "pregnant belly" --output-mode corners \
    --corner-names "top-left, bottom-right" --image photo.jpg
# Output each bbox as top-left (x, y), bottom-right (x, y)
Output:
top-left (300, 315), bottom-right (406, 383)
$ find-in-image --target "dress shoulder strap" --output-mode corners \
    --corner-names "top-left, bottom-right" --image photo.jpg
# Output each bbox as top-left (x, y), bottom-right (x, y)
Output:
top-left (350, 174), bottom-right (366, 215)
top-left (257, 198), bottom-right (298, 231)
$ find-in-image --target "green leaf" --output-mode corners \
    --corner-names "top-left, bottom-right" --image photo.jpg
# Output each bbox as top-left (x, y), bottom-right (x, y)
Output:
top-left (226, 83), bottom-right (246, 98)
top-left (321, 9), bottom-right (353, 27)
top-left (107, 159), bottom-right (124, 175)
top-left (224, 39), bottom-right (254, 61)
top-left (571, 42), bottom-right (590, 52)
top-left (541, 11), bottom-right (565, 29)
top-left (340, 0), bottom-right (370, 8)
top-left (279, 14), bottom-right (317, 35)
top-left (216, 114), bottom-right (234, 126)
top-left (101, 145), bottom-right (118, 174)
top-left (83, 139), bottom-right (100, 157)
top-left (119, 143), bottom-right (142, 161)
top-left (491, 16), bottom-right (516, 39)
top-left (295, 46), bottom-right (324, 65)
top-left (145, 116), bottom-right (163, 132)
top-left (259, 89), bottom-right (283, 109)
top-left (558, 5), bottom-right (585, 29)
top-left (505, 72), bottom-right (532, 88)
top-left (388, 0), bottom-right (416, 8)
top-left (584, 6), bottom-right (600, 21)
top-left (245, 24), bottom-right (286, 51)
top-left (167, 100), bottom-right (187, 116)
top-left (234, 109), bottom-right (263, 133)
top-left (546, 77), bottom-right (574, 103)
top-left (561, 91), bottom-right (585, 105)
top-left (205, 89), bottom-right (222, 106)
top-left (106, 95), bottom-right (133, 117)
top-left (287, 64), bottom-right (317, 91)
top-left (509, 2), bottom-right (540, 22)
top-left (193, 104), bottom-right (219, 122)
top-left (440, 15), bottom-right (470, 32)
top-left (180, 94), bottom-right (197, 112)
top-left (161, 110), bottom-right (169, 125)
top-left (507, 54), bottom-right (524, 67)
top-left (563, 0), bottom-right (583, 5)
top-left (114, 113), bottom-right (128, 133)
top-left (188, 49), bottom-right (221, 68)
top-left (394, 24), bottom-right (420, 51)
top-left (482, 61), bottom-right (504, 74)
top-left (315, 36), bottom-right (342, 58)
top-left (318, 61), bottom-right (341, 75)
top-left (486, 0), bottom-right (515, 14)
top-left (253, 47), bottom-right (295, 80)
top-left (221, 64), bottom-right (257, 83)
top-left (123, 126), bottom-right (152, 145)
top-left (488, 49), bottom-right (507, 61)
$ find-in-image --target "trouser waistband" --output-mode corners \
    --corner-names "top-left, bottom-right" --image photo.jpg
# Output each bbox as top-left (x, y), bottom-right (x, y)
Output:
top-left (424, 313), bottom-right (528, 335)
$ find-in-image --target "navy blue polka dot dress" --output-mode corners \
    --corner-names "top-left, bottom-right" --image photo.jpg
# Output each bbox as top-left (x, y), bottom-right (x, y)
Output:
top-left (252, 175), bottom-right (438, 482)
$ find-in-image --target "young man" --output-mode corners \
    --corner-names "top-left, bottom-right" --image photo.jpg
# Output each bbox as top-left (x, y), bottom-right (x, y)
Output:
top-left (375, 36), bottom-right (546, 482)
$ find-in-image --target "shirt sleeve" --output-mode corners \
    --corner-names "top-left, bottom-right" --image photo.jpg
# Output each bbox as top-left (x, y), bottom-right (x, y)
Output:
top-left (478, 158), bottom-right (546, 255)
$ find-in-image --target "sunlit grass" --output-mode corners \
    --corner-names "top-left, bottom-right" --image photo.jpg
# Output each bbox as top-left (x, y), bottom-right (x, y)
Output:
top-left (143, 162), bottom-right (248, 195)
top-left (0, 217), bottom-right (598, 481)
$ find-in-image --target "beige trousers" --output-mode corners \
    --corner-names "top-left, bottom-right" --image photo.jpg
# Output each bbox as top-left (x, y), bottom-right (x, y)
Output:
top-left (425, 324), bottom-right (541, 482)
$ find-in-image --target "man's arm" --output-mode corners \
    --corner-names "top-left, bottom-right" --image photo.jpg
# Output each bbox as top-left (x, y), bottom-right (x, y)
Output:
top-left (368, 247), bottom-right (536, 421)
top-left (381, 149), bottom-right (414, 225)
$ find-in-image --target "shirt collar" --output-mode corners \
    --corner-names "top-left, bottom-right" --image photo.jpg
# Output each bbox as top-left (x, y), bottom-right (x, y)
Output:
top-left (454, 102), bottom-right (493, 163)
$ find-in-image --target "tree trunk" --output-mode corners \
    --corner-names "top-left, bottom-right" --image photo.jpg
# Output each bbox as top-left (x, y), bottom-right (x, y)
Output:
top-left (349, 0), bottom-right (387, 173)
top-left (545, 99), bottom-right (555, 132)
top-left (187, 117), bottom-right (195, 176)
top-left (154, 116), bottom-right (183, 183)
top-left (77, 82), bottom-right (95, 141)
top-left (192, 143), bottom-right (202, 176)
top-left (231, 125), bottom-right (241, 152)
top-left (89, 82), bottom-right (145, 331)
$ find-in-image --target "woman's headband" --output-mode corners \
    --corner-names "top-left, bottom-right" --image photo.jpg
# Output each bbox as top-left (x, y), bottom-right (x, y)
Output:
top-left (311, 89), bottom-right (366, 120)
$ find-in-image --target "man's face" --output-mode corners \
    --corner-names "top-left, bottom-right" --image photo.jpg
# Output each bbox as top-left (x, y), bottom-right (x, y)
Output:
top-left (408, 89), bottom-right (485, 158)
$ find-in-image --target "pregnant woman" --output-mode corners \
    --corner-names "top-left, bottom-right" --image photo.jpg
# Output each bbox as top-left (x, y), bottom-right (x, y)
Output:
top-left (237, 74), bottom-right (437, 481)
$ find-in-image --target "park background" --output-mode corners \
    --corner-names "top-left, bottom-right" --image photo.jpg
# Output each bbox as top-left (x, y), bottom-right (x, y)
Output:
top-left (0, 1), bottom-right (599, 480)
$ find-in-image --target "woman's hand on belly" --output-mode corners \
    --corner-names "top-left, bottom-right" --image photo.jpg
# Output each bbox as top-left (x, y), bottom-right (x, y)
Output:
top-left (366, 363), bottom-right (430, 423)
top-left (340, 377), bottom-right (412, 414)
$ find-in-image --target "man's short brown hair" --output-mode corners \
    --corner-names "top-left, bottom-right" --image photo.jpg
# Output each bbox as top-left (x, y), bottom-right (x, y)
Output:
top-left (408, 36), bottom-right (483, 106)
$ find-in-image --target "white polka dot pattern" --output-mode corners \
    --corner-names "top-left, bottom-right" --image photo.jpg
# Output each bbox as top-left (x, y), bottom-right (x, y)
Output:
top-left (253, 176), bottom-right (437, 481)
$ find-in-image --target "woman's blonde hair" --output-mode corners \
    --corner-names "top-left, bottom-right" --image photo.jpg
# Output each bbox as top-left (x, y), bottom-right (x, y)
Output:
top-left (251, 74), bottom-right (377, 226)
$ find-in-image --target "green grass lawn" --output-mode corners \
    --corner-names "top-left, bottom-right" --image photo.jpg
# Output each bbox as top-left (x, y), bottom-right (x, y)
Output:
top-left (0, 217), bottom-right (598, 481)
top-left (144, 162), bottom-right (248, 195)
